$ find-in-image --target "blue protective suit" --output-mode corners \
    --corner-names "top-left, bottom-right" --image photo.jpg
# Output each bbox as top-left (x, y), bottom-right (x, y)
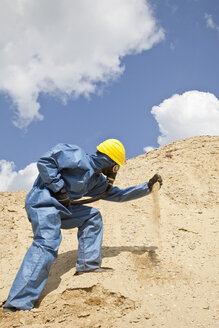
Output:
top-left (4, 143), bottom-right (150, 310)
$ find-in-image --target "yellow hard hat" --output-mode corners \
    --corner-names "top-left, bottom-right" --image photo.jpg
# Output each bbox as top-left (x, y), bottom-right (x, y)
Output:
top-left (97, 139), bottom-right (125, 167)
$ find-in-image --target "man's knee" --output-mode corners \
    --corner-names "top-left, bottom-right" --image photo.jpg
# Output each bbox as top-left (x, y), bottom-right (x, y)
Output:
top-left (33, 233), bottom-right (62, 256)
top-left (89, 208), bottom-right (103, 230)
top-left (90, 207), bottom-right (101, 218)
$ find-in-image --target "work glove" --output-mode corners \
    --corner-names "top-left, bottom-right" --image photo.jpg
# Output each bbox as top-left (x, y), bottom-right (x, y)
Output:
top-left (53, 187), bottom-right (70, 208)
top-left (148, 174), bottom-right (163, 192)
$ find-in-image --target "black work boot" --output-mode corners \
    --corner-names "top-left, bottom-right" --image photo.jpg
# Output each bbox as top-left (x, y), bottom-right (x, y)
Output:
top-left (74, 267), bottom-right (113, 276)
top-left (3, 307), bottom-right (18, 313)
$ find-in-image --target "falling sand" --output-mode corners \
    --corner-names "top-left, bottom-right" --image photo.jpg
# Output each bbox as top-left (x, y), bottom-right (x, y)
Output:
top-left (151, 181), bottom-right (161, 238)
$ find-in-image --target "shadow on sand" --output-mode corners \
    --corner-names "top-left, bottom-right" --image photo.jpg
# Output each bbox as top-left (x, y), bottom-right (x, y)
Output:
top-left (36, 245), bottom-right (158, 306)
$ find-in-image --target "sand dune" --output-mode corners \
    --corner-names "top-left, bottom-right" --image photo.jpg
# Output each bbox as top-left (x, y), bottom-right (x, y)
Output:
top-left (0, 136), bottom-right (218, 327)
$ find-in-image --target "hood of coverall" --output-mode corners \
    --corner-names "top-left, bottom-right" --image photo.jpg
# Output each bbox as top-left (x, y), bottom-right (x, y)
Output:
top-left (89, 152), bottom-right (116, 172)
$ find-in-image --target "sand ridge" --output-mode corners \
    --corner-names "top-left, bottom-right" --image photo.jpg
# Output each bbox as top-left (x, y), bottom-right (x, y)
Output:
top-left (0, 136), bottom-right (218, 327)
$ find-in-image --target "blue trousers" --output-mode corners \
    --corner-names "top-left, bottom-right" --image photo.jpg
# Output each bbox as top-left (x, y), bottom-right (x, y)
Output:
top-left (4, 202), bottom-right (103, 311)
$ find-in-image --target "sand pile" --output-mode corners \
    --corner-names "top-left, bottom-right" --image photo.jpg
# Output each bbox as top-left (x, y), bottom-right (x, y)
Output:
top-left (0, 136), bottom-right (218, 328)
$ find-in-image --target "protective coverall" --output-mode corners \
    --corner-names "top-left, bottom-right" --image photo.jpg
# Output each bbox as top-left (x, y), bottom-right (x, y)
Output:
top-left (4, 143), bottom-right (150, 311)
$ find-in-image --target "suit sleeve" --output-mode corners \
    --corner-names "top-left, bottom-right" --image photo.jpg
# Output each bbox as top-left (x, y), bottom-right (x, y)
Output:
top-left (37, 145), bottom-right (80, 193)
top-left (103, 182), bottom-right (150, 202)
top-left (37, 151), bottom-right (64, 193)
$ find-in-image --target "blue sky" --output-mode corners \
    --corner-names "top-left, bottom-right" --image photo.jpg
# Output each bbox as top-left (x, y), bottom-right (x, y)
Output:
top-left (0, 0), bottom-right (219, 190)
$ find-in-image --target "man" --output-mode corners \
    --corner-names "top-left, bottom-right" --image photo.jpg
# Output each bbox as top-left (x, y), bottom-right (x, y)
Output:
top-left (3, 139), bottom-right (162, 312)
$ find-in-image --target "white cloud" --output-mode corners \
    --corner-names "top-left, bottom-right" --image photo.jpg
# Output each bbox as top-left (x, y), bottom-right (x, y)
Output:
top-left (0, 160), bottom-right (38, 191)
top-left (205, 13), bottom-right (219, 34)
top-left (0, 0), bottom-right (164, 128)
top-left (151, 90), bottom-right (219, 146)
top-left (143, 146), bottom-right (155, 153)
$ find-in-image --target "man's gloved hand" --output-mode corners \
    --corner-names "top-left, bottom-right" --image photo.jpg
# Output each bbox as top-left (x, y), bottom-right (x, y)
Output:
top-left (148, 174), bottom-right (163, 192)
top-left (54, 187), bottom-right (70, 208)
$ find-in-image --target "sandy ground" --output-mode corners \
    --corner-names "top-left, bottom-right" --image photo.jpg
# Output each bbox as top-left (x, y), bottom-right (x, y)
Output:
top-left (0, 135), bottom-right (218, 328)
